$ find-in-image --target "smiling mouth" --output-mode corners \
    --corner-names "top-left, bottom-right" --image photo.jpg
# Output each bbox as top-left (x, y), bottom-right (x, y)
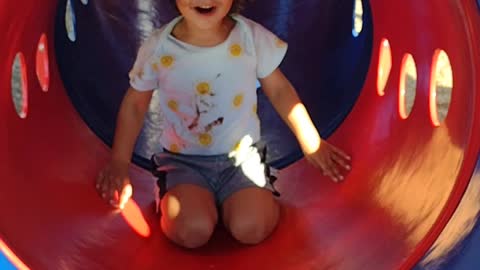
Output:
top-left (194, 6), bottom-right (216, 14)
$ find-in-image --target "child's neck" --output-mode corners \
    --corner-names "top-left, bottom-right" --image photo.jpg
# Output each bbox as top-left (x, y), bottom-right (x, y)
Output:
top-left (173, 16), bottom-right (236, 47)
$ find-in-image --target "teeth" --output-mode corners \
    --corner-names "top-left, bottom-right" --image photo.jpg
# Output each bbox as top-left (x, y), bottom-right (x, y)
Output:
top-left (199, 5), bottom-right (212, 8)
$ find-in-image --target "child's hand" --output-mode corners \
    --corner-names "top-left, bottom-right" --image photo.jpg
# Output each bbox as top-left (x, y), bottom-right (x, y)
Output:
top-left (303, 140), bottom-right (351, 183)
top-left (96, 160), bottom-right (133, 210)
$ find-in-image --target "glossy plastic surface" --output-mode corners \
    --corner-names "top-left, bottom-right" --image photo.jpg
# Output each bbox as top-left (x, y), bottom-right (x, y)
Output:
top-left (1, 0), bottom-right (479, 269)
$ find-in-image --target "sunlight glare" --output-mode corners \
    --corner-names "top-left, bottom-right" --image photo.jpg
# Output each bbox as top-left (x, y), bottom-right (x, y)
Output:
top-left (228, 135), bottom-right (267, 187)
top-left (120, 200), bottom-right (151, 238)
top-left (166, 194), bottom-right (181, 219)
top-left (288, 104), bottom-right (320, 154)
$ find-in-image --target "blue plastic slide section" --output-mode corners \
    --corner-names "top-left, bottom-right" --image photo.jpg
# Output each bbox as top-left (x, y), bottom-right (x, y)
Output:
top-left (0, 251), bottom-right (16, 270)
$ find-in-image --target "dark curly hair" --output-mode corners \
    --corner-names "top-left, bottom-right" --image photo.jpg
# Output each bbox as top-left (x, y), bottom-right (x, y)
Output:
top-left (170, 0), bottom-right (251, 14)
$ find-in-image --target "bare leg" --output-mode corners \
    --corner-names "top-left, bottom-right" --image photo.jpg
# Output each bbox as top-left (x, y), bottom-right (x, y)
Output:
top-left (222, 187), bottom-right (280, 245)
top-left (160, 184), bottom-right (218, 249)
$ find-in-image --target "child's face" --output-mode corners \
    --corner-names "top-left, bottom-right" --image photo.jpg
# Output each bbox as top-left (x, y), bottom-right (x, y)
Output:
top-left (176, 0), bottom-right (234, 30)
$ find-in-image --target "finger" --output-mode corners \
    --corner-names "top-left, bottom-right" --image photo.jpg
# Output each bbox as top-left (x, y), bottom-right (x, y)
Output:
top-left (323, 167), bottom-right (338, 182)
top-left (112, 178), bottom-right (129, 208)
top-left (322, 156), bottom-right (335, 177)
top-left (109, 180), bottom-right (124, 208)
top-left (99, 174), bottom-right (110, 199)
top-left (315, 157), bottom-right (336, 181)
top-left (107, 177), bottom-right (119, 203)
top-left (119, 184), bottom-right (133, 210)
top-left (330, 167), bottom-right (342, 182)
top-left (325, 157), bottom-right (342, 182)
top-left (330, 145), bottom-right (351, 161)
top-left (318, 163), bottom-right (327, 176)
top-left (103, 176), bottom-right (116, 203)
top-left (331, 152), bottom-right (351, 171)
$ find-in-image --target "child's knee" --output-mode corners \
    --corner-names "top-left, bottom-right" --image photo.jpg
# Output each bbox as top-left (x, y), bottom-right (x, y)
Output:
top-left (177, 219), bottom-right (215, 248)
top-left (228, 215), bottom-right (278, 245)
top-left (163, 216), bottom-right (216, 249)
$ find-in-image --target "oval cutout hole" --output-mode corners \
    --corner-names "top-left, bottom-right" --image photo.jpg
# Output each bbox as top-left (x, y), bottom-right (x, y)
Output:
top-left (11, 53), bottom-right (28, 119)
top-left (399, 54), bottom-right (417, 119)
top-left (352, 0), bottom-right (363, 37)
top-left (377, 38), bottom-right (392, 96)
top-left (36, 34), bottom-right (50, 92)
top-left (66, 0), bottom-right (77, 42)
top-left (429, 50), bottom-right (453, 126)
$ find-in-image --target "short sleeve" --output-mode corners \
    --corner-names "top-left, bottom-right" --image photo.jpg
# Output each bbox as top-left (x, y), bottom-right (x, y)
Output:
top-left (128, 30), bottom-right (162, 91)
top-left (252, 23), bottom-right (288, 79)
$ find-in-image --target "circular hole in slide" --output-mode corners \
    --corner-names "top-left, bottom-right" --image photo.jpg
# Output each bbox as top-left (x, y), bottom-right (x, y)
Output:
top-left (429, 49), bottom-right (453, 126)
top-left (352, 0), bottom-right (363, 37)
top-left (399, 53), bottom-right (417, 119)
top-left (36, 33), bottom-right (50, 92)
top-left (11, 53), bottom-right (28, 119)
top-left (66, 0), bottom-right (77, 42)
top-left (377, 38), bottom-right (392, 96)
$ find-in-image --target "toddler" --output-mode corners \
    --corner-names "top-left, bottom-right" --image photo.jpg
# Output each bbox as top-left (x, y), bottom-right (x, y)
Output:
top-left (96, 0), bottom-right (351, 249)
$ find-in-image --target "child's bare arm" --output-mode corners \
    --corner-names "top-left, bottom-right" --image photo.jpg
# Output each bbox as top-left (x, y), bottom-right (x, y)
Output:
top-left (96, 87), bottom-right (153, 209)
top-left (111, 87), bottom-right (153, 163)
top-left (259, 68), bottom-right (351, 181)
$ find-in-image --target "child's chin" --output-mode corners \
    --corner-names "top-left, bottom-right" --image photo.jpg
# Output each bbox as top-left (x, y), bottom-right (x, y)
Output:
top-left (193, 18), bottom-right (223, 29)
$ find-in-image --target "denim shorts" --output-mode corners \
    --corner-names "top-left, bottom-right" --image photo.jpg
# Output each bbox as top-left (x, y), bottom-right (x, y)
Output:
top-left (150, 142), bottom-right (279, 210)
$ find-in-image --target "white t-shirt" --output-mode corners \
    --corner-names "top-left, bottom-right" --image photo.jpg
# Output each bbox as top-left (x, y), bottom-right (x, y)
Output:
top-left (129, 14), bottom-right (288, 155)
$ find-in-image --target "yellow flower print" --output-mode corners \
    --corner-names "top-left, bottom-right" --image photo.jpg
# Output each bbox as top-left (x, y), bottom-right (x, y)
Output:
top-left (160, 55), bottom-right (174, 68)
top-left (275, 37), bottom-right (287, 48)
top-left (196, 82), bottom-right (211, 95)
top-left (229, 44), bottom-right (243, 57)
top-left (167, 99), bottom-right (178, 112)
top-left (198, 133), bottom-right (213, 146)
top-left (169, 144), bottom-right (180, 153)
top-left (151, 62), bottom-right (159, 72)
top-left (232, 140), bottom-right (241, 152)
top-left (253, 104), bottom-right (260, 122)
top-left (233, 93), bottom-right (244, 108)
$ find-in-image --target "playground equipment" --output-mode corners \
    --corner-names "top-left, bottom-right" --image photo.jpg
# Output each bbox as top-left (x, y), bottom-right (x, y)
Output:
top-left (1, 0), bottom-right (480, 269)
